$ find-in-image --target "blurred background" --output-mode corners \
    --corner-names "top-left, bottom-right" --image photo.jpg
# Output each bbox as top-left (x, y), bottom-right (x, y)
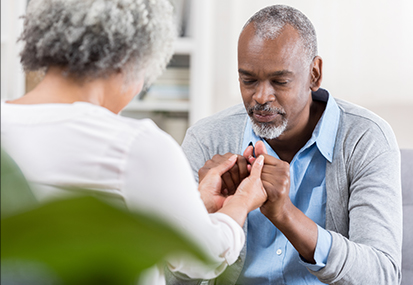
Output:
top-left (2, 0), bottom-right (413, 148)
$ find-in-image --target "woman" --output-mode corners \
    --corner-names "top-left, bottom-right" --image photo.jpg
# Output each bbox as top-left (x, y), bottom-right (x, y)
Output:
top-left (1, 0), bottom-right (267, 283)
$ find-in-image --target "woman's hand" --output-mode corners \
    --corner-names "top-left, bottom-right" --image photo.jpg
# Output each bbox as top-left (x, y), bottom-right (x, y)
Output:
top-left (198, 153), bottom-right (249, 196)
top-left (217, 155), bottom-right (267, 227)
top-left (198, 154), bottom-right (239, 213)
top-left (224, 155), bottom-right (268, 212)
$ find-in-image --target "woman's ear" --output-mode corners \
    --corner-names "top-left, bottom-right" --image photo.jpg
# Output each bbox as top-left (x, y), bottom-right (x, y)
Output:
top-left (310, 56), bottom-right (323, 92)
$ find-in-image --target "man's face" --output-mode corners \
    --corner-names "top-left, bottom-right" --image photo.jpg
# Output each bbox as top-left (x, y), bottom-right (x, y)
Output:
top-left (238, 24), bottom-right (313, 140)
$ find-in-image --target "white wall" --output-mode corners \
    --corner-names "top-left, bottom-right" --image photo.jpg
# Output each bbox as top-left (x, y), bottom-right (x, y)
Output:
top-left (207, 0), bottom-right (413, 148)
top-left (1, 0), bottom-right (26, 101)
top-left (2, 0), bottom-right (412, 147)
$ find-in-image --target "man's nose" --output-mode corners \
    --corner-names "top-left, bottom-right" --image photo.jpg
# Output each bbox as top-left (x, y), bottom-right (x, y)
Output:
top-left (253, 81), bottom-right (276, 105)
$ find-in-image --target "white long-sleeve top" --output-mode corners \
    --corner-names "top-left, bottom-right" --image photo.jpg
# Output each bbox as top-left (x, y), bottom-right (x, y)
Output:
top-left (1, 101), bottom-right (244, 281)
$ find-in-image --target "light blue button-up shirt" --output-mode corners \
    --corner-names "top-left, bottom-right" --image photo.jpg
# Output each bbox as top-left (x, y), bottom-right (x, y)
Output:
top-left (237, 94), bottom-right (340, 284)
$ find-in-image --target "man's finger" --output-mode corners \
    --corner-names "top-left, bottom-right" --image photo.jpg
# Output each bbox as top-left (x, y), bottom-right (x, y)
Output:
top-left (229, 162), bottom-right (240, 185)
top-left (221, 186), bottom-right (229, 196)
top-left (222, 172), bottom-right (236, 194)
top-left (261, 153), bottom-right (286, 167)
top-left (243, 145), bottom-right (254, 160)
top-left (237, 156), bottom-right (249, 180)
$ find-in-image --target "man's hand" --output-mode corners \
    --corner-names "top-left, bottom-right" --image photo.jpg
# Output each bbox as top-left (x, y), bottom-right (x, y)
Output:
top-left (251, 141), bottom-right (293, 223)
top-left (246, 140), bottom-right (318, 263)
top-left (198, 154), bottom-right (239, 213)
top-left (198, 153), bottom-right (249, 196)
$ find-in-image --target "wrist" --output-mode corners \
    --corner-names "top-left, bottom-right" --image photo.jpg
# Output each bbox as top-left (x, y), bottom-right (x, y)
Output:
top-left (218, 195), bottom-right (250, 227)
top-left (265, 200), bottom-right (296, 228)
top-left (227, 194), bottom-right (250, 209)
top-left (200, 192), bottom-right (217, 213)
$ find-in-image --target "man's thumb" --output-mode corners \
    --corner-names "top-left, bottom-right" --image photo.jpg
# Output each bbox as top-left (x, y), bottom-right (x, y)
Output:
top-left (255, 140), bottom-right (268, 156)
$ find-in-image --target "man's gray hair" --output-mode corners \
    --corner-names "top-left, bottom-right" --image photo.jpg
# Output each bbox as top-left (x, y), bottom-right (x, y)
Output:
top-left (19, 0), bottom-right (177, 85)
top-left (243, 5), bottom-right (318, 65)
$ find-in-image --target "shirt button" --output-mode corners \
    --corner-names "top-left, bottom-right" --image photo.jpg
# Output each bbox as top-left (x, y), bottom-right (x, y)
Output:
top-left (276, 249), bottom-right (282, 255)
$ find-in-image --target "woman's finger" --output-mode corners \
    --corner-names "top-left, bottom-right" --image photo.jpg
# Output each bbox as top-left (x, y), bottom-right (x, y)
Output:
top-left (250, 155), bottom-right (264, 178)
top-left (209, 154), bottom-right (237, 176)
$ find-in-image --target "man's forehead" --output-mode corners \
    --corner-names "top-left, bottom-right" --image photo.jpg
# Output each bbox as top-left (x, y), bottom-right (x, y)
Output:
top-left (238, 24), bottom-right (306, 69)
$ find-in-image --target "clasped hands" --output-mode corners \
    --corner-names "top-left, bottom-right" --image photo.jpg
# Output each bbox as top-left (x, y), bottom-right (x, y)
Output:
top-left (198, 141), bottom-right (318, 263)
top-left (198, 141), bottom-right (293, 223)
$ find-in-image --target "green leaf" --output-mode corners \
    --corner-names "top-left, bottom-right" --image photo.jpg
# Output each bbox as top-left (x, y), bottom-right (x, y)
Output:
top-left (1, 148), bottom-right (37, 218)
top-left (1, 148), bottom-right (211, 283)
top-left (1, 196), bottom-right (209, 284)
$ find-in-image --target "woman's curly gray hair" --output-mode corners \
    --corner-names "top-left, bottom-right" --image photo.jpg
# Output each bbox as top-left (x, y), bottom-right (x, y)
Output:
top-left (19, 0), bottom-right (177, 85)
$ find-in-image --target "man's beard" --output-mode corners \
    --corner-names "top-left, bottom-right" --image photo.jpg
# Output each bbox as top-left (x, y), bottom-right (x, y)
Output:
top-left (247, 103), bottom-right (288, 139)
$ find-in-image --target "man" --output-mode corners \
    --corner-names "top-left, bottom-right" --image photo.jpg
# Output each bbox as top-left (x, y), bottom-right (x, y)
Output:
top-left (166, 5), bottom-right (402, 284)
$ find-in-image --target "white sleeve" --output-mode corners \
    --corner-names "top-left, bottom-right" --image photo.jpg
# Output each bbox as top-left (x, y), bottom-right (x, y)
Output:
top-left (121, 120), bottom-right (245, 279)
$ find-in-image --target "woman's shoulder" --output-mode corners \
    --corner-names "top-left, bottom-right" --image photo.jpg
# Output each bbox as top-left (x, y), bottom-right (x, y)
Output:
top-left (1, 100), bottom-right (171, 149)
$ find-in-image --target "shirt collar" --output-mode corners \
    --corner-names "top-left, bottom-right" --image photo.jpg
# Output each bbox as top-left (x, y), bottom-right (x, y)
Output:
top-left (242, 89), bottom-right (340, 163)
top-left (313, 90), bottom-right (340, 162)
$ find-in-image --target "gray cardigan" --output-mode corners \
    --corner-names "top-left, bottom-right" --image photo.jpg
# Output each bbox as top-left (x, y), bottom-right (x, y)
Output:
top-left (166, 95), bottom-right (402, 284)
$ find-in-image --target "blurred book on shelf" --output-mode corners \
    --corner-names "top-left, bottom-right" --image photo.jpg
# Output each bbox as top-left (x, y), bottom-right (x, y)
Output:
top-left (138, 54), bottom-right (190, 102)
top-left (142, 68), bottom-right (189, 101)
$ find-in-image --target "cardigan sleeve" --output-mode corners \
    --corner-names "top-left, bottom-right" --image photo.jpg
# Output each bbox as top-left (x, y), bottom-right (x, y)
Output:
top-left (312, 106), bottom-right (402, 284)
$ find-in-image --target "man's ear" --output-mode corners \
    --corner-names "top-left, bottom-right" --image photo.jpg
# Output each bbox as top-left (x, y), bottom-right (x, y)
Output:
top-left (309, 56), bottom-right (323, 92)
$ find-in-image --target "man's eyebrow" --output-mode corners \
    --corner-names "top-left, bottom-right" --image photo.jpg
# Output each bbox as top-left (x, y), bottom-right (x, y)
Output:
top-left (238, 69), bottom-right (254, 76)
top-left (238, 69), bottom-right (294, 77)
top-left (269, 70), bottom-right (294, 77)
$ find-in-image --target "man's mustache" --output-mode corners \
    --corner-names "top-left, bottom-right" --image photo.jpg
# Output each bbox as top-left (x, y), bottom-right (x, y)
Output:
top-left (247, 103), bottom-right (286, 116)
